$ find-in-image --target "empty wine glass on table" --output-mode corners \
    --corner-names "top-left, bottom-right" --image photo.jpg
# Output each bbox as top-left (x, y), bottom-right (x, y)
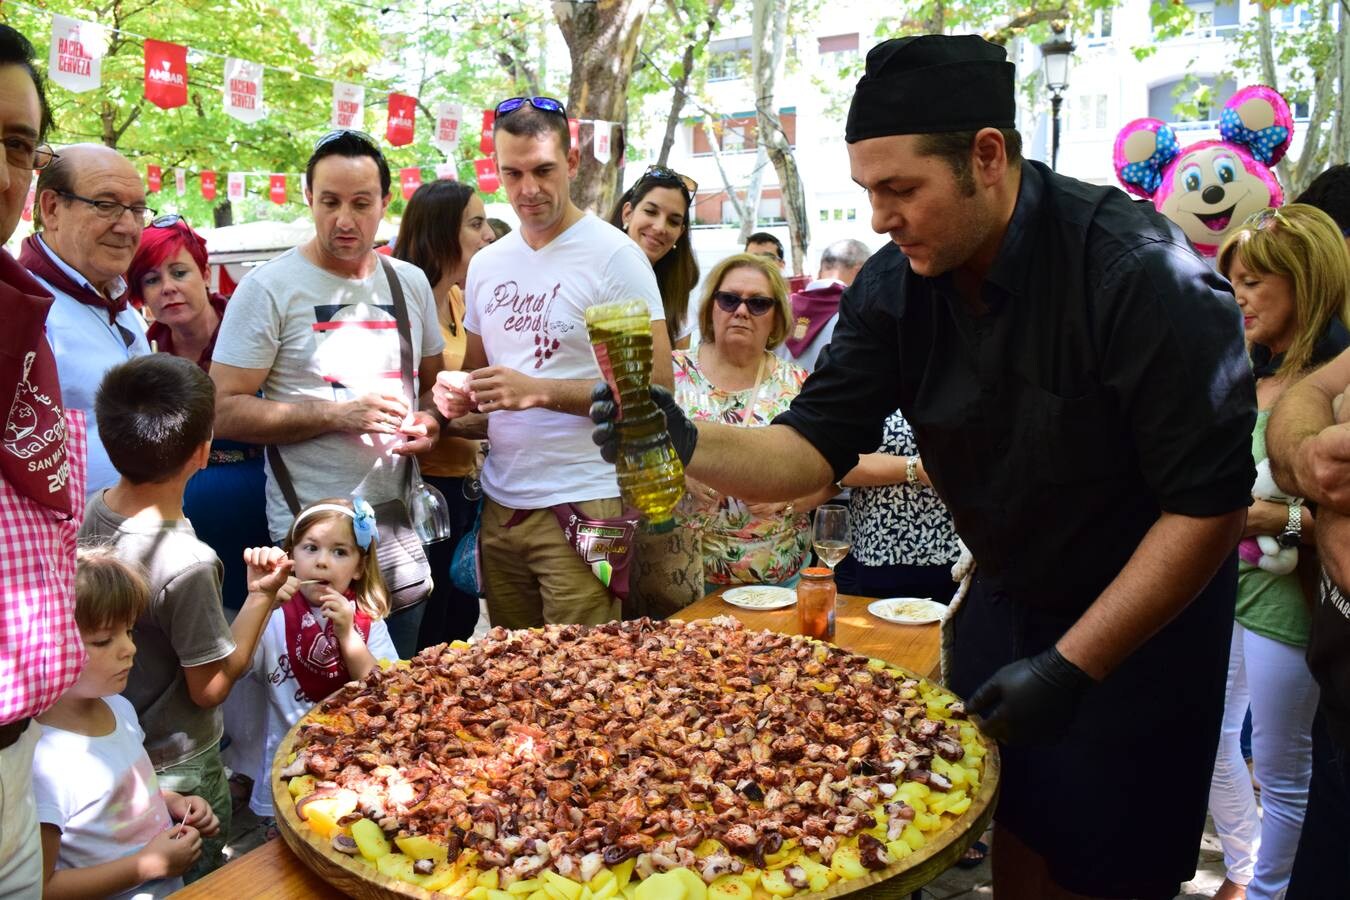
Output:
top-left (812, 504), bottom-right (851, 605)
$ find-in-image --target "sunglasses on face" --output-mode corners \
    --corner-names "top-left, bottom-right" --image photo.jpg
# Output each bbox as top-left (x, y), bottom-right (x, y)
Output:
top-left (313, 129), bottom-right (381, 152)
top-left (494, 96), bottom-right (568, 119)
top-left (713, 290), bottom-right (775, 316)
top-left (638, 165), bottom-right (697, 199)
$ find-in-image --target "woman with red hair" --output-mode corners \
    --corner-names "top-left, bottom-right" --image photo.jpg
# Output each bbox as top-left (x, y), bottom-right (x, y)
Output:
top-left (127, 215), bottom-right (268, 607)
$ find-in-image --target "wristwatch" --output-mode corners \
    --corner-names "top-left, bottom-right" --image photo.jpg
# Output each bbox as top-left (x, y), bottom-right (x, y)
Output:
top-left (1277, 501), bottom-right (1303, 549)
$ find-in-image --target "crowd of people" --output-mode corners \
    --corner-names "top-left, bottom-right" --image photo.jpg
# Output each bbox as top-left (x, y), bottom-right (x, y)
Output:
top-left (4, 18), bottom-right (1350, 900)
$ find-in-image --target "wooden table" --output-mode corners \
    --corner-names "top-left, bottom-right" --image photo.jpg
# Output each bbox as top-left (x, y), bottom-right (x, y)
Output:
top-left (174, 595), bottom-right (941, 898)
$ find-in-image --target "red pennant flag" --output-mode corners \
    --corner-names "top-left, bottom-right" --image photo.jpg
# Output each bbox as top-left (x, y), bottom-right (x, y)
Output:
top-left (21, 178), bottom-right (35, 222)
top-left (400, 167), bottom-right (422, 200)
top-left (480, 109), bottom-right (495, 155)
top-left (568, 118), bottom-right (580, 147)
top-left (474, 157), bottom-right (499, 194)
top-left (269, 174), bottom-right (287, 205)
top-left (143, 39), bottom-right (188, 110)
top-left (146, 164), bottom-right (162, 193)
top-left (200, 170), bottom-right (217, 201)
top-left (386, 93), bottom-right (416, 147)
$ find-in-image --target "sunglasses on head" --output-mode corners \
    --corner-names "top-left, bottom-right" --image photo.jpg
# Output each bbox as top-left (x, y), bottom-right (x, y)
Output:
top-left (638, 165), bottom-right (697, 198)
top-left (713, 290), bottom-right (775, 316)
top-left (149, 213), bottom-right (187, 229)
top-left (1245, 207), bottom-right (1287, 231)
top-left (494, 96), bottom-right (568, 119)
top-left (313, 129), bottom-right (380, 152)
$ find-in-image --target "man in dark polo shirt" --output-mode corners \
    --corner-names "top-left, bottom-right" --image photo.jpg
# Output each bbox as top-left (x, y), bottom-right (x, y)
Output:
top-left (593, 35), bottom-right (1254, 899)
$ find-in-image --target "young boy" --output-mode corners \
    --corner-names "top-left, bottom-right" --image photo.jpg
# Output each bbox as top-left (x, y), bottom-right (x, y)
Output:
top-left (34, 548), bottom-right (219, 899)
top-left (79, 355), bottom-right (287, 878)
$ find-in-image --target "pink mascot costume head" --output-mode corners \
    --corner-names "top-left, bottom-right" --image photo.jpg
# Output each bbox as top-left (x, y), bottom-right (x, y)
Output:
top-left (1114, 85), bottom-right (1293, 256)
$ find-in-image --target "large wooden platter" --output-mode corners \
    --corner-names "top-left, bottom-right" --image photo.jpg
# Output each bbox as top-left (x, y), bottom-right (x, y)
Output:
top-left (273, 644), bottom-right (1000, 900)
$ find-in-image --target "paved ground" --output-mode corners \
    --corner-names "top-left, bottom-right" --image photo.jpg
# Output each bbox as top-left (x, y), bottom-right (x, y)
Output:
top-left (219, 600), bottom-right (1230, 899)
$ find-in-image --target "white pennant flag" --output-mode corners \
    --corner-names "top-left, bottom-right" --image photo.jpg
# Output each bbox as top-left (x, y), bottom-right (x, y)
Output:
top-left (223, 57), bottom-right (265, 123)
top-left (331, 82), bottom-right (365, 129)
top-left (175, 168), bottom-right (186, 196)
top-left (593, 121), bottom-right (613, 164)
top-left (48, 15), bottom-right (106, 93)
top-left (432, 102), bottom-right (463, 154)
top-left (434, 162), bottom-right (457, 181)
top-left (227, 172), bottom-right (245, 202)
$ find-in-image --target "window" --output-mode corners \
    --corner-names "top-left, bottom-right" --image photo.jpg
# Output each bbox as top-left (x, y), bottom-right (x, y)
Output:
top-left (1069, 94), bottom-right (1109, 131)
top-left (1180, 0), bottom-right (1239, 37)
top-left (1293, 99), bottom-right (1310, 118)
top-left (1148, 76), bottom-right (1236, 124)
top-left (817, 33), bottom-right (859, 69)
top-left (708, 36), bottom-right (752, 82)
top-left (1085, 9), bottom-right (1113, 42)
top-left (758, 196), bottom-right (784, 224)
top-left (1278, 4), bottom-right (1313, 26)
top-left (690, 112), bottom-right (797, 155)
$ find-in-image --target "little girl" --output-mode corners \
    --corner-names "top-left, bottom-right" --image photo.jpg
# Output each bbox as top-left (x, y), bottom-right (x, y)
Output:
top-left (246, 497), bottom-right (398, 821)
top-left (34, 549), bottom-right (221, 900)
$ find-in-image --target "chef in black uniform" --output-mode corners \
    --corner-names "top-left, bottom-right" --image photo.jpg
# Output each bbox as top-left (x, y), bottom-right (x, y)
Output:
top-left (592, 34), bottom-right (1255, 899)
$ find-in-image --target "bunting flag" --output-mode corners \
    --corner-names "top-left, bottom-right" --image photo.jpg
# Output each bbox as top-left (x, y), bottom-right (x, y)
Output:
top-left (143, 39), bottom-right (188, 109)
top-left (201, 170), bottom-right (217, 200)
top-left (227, 172), bottom-right (245, 202)
top-left (480, 109), bottom-right (495, 154)
top-left (386, 93), bottom-right (416, 147)
top-left (433, 102), bottom-right (463, 154)
top-left (474, 157), bottom-right (499, 194)
top-left (332, 82), bottom-right (364, 130)
top-left (175, 167), bottom-right (186, 195)
top-left (568, 118), bottom-right (580, 147)
top-left (146, 164), bottom-right (162, 193)
top-left (49, 15), bottom-right (104, 93)
top-left (435, 162), bottom-right (457, 181)
top-left (269, 174), bottom-right (287, 204)
top-left (400, 167), bottom-right (422, 200)
top-left (224, 57), bottom-right (265, 123)
top-left (593, 121), bottom-right (612, 163)
top-left (21, 177), bottom-right (35, 223)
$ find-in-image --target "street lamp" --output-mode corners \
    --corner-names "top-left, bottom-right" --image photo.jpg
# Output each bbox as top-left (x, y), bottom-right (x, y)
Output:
top-left (1040, 24), bottom-right (1075, 171)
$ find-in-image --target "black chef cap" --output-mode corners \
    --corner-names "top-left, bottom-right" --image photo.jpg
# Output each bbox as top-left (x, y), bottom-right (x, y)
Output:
top-left (845, 34), bottom-right (1016, 143)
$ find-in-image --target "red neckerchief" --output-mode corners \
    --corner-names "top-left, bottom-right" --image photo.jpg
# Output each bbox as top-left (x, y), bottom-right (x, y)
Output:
top-left (18, 234), bottom-right (126, 324)
top-left (0, 250), bottom-right (74, 515)
top-left (282, 589), bottom-right (374, 703)
top-left (782, 282), bottom-right (844, 359)
top-left (146, 292), bottom-right (229, 371)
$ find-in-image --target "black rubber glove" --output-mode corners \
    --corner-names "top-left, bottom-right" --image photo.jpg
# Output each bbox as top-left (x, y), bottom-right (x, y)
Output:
top-left (589, 382), bottom-right (698, 466)
top-left (966, 646), bottom-right (1095, 745)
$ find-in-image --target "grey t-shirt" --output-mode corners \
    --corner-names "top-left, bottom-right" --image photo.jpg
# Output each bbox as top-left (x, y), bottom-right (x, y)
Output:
top-left (79, 492), bottom-right (234, 770)
top-left (212, 249), bottom-right (444, 539)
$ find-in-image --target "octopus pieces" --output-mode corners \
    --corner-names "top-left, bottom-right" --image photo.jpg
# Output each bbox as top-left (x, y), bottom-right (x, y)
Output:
top-left (279, 617), bottom-right (987, 898)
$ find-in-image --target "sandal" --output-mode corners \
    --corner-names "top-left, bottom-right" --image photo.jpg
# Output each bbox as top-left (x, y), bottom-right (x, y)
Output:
top-left (954, 839), bottom-right (988, 870)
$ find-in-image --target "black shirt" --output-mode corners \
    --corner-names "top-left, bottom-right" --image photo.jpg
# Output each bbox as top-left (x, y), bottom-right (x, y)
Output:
top-left (776, 161), bottom-right (1255, 615)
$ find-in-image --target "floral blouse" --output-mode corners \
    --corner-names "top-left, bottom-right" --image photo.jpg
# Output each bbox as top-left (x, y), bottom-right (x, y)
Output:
top-left (673, 348), bottom-right (811, 585)
top-left (850, 410), bottom-right (961, 567)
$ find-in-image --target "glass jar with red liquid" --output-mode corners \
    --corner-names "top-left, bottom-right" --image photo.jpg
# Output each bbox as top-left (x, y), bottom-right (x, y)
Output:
top-left (797, 567), bottom-right (836, 640)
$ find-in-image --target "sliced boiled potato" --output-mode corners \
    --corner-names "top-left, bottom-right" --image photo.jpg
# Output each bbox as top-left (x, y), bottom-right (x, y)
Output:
top-left (757, 869), bottom-right (795, 897)
top-left (477, 868), bottom-right (501, 890)
top-left (300, 790), bottom-right (358, 840)
top-left (350, 818), bottom-right (390, 861)
top-left (542, 871), bottom-right (584, 900)
top-left (634, 870), bottom-right (686, 900)
top-left (829, 845), bottom-right (867, 881)
top-left (420, 862), bottom-right (459, 891)
top-left (588, 869), bottom-right (615, 892)
top-left (708, 875), bottom-right (752, 900)
top-left (611, 858), bottom-right (637, 891)
top-left (489, 890), bottom-right (515, 900)
top-left (671, 866), bottom-right (708, 900)
top-left (395, 834), bottom-right (448, 863)
top-left (287, 774), bottom-right (316, 799)
top-left (377, 852), bottom-right (416, 881)
top-left (592, 878), bottom-right (620, 900)
top-left (901, 824), bottom-right (926, 852)
top-left (509, 879), bottom-right (543, 896)
top-left (465, 889), bottom-right (490, 900)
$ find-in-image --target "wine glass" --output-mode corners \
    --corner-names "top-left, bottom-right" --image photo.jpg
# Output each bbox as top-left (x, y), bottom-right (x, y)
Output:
top-left (812, 504), bottom-right (851, 601)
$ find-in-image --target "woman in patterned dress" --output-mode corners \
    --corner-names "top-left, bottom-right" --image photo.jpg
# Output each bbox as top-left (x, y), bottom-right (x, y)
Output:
top-left (674, 254), bottom-right (836, 588)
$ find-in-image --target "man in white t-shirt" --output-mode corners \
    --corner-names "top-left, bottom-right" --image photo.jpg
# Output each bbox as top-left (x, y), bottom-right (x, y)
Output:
top-left (210, 132), bottom-right (444, 650)
top-left (434, 96), bottom-right (672, 628)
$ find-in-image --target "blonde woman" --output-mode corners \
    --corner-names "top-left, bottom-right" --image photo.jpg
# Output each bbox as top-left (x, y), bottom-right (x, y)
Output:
top-left (675, 254), bottom-right (837, 588)
top-left (1209, 204), bottom-right (1350, 900)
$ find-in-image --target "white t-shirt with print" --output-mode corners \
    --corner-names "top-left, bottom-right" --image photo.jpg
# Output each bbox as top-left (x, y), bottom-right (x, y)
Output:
top-left (463, 214), bottom-right (664, 509)
top-left (246, 605), bottom-right (398, 817)
top-left (33, 695), bottom-right (183, 900)
top-left (212, 249), bottom-right (445, 540)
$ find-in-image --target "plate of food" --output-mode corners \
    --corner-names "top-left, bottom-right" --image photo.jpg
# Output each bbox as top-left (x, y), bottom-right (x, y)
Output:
top-left (272, 618), bottom-right (999, 900)
top-left (721, 585), bottom-right (797, 610)
top-left (867, 598), bottom-right (948, 626)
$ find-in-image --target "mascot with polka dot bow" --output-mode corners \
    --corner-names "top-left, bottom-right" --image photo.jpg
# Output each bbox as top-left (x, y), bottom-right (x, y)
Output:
top-left (1114, 85), bottom-right (1293, 257)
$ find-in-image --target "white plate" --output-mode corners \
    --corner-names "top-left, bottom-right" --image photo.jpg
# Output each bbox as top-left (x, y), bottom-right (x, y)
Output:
top-left (722, 585), bottom-right (797, 610)
top-left (868, 597), bottom-right (947, 625)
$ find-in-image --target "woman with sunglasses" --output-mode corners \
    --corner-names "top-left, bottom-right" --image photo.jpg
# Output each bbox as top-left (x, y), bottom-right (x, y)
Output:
top-left (126, 215), bottom-right (270, 608)
top-left (674, 254), bottom-right (836, 589)
top-left (392, 180), bottom-right (496, 648)
top-left (609, 166), bottom-right (700, 349)
top-left (1207, 204), bottom-right (1350, 900)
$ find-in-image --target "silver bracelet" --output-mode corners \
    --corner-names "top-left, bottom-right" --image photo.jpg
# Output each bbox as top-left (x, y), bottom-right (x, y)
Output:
top-left (906, 455), bottom-right (920, 485)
